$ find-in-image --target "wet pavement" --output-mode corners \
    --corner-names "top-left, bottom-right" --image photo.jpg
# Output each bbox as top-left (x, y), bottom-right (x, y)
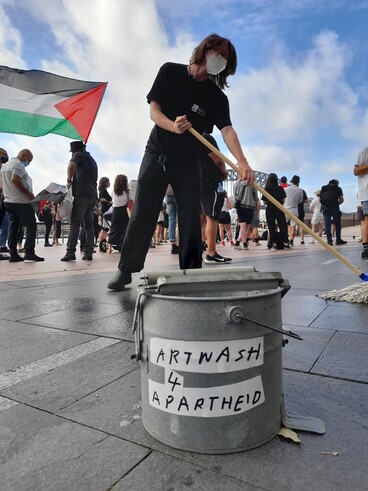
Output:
top-left (0, 227), bottom-right (367, 490)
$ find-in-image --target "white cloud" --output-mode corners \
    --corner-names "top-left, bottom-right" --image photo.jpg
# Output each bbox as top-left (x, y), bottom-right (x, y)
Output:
top-left (23, 0), bottom-right (196, 158)
top-left (0, 5), bottom-right (25, 67)
top-left (229, 31), bottom-right (364, 143)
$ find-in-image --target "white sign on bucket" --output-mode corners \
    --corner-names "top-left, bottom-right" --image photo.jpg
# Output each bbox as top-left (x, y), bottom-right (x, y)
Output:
top-left (150, 337), bottom-right (264, 374)
top-left (149, 374), bottom-right (265, 417)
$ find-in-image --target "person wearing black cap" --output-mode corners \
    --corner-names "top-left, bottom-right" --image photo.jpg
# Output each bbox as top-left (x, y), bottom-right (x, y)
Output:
top-left (60, 141), bottom-right (98, 262)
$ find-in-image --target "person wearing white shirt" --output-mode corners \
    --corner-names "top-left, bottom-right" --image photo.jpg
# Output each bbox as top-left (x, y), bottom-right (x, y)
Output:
top-left (1, 149), bottom-right (44, 262)
top-left (284, 175), bottom-right (303, 247)
top-left (354, 146), bottom-right (368, 258)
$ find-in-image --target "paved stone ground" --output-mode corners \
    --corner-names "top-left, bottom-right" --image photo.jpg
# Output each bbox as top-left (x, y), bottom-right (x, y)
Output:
top-left (0, 228), bottom-right (367, 490)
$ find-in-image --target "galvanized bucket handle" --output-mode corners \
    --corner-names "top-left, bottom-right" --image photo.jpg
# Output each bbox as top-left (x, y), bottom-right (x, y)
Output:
top-left (227, 306), bottom-right (303, 341)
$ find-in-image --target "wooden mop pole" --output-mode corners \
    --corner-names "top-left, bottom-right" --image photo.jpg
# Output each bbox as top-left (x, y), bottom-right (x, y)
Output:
top-left (189, 127), bottom-right (367, 280)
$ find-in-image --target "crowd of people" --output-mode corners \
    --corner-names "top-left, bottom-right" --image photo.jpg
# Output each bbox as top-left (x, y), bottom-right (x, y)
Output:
top-left (0, 142), bottom-right (132, 263)
top-left (1, 33), bottom-right (367, 274)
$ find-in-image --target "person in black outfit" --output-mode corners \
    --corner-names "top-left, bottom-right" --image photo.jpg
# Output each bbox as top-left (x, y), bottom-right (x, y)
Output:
top-left (60, 141), bottom-right (98, 262)
top-left (297, 188), bottom-right (309, 245)
top-left (321, 179), bottom-right (347, 246)
top-left (107, 33), bottom-right (253, 290)
top-left (262, 173), bottom-right (289, 249)
top-left (39, 201), bottom-right (53, 247)
top-left (97, 176), bottom-right (112, 245)
top-left (108, 174), bottom-right (130, 251)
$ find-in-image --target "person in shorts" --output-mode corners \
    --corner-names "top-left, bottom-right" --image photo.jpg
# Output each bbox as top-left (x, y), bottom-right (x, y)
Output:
top-left (354, 146), bottom-right (368, 258)
top-left (218, 191), bottom-right (234, 246)
top-left (284, 175), bottom-right (303, 247)
top-left (233, 179), bottom-right (257, 250)
top-left (200, 133), bottom-right (232, 264)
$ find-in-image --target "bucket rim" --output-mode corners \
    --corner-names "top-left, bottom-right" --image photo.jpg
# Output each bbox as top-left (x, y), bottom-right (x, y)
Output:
top-left (137, 286), bottom-right (284, 302)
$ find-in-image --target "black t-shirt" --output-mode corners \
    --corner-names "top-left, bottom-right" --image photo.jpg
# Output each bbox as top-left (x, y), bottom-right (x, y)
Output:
top-left (298, 189), bottom-right (308, 216)
top-left (199, 134), bottom-right (224, 193)
top-left (262, 186), bottom-right (286, 212)
top-left (146, 62), bottom-right (231, 164)
top-left (71, 151), bottom-right (98, 199)
top-left (99, 188), bottom-right (112, 214)
top-left (320, 184), bottom-right (343, 207)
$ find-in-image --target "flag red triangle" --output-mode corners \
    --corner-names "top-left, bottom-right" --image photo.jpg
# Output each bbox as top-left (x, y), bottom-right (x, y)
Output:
top-left (54, 82), bottom-right (107, 142)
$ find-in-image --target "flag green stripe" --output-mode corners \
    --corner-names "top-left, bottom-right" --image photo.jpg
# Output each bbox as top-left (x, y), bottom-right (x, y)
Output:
top-left (0, 108), bottom-right (81, 140)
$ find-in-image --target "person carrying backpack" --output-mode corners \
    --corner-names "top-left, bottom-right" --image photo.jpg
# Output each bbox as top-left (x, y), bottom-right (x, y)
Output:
top-left (320, 179), bottom-right (347, 246)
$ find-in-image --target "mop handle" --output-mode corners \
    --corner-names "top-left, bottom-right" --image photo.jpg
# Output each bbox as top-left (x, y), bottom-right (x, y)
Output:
top-left (189, 127), bottom-right (363, 278)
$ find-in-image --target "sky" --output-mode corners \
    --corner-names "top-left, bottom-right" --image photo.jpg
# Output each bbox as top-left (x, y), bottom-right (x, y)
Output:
top-left (1, 0), bottom-right (368, 211)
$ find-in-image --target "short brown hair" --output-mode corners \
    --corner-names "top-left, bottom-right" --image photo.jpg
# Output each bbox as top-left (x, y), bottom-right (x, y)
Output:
top-left (190, 33), bottom-right (237, 90)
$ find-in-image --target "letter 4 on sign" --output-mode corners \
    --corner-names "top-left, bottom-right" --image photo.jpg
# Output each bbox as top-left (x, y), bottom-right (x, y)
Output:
top-left (150, 337), bottom-right (264, 374)
top-left (148, 376), bottom-right (265, 417)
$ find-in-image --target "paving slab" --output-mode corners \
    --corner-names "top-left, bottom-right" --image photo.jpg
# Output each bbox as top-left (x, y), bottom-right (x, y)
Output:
top-left (23, 300), bottom-right (126, 331)
top-left (281, 326), bottom-right (335, 372)
top-left (281, 299), bottom-right (327, 327)
top-left (310, 303), bottom-right (368, 333)
top-left (0, 403), bottom-right (150, 491)
top-left (68, 310), bottom-right (135, 341)
top-left (111, 450), bottom-right (261, 490)
top-left (0, 341), bottom-right (136, 412)
top-left (0, 289), bottom-right (95, 322)
top-left (311, 331), bottom-right (368, 382)
top-left (0, 320), bottom-right (95, 373)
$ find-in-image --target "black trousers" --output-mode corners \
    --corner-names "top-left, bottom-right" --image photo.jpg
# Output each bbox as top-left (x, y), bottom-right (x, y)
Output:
top-left (109, 206), bottom-right (129, 247)
top-left (266, 206), bottom-right (288, 244)
top-left (323, 205), bottom-right (342, 241)
top-left (4, 202), bottom-right (37, 255)
top-left (118, 151), bottom-right (202, 273)
top-left (44, 219), bottom-right (53, 243)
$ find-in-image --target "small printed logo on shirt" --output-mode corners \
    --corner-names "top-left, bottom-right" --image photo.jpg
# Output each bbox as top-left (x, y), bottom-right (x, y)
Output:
top-left (191, 104), bottom-right (206, 117)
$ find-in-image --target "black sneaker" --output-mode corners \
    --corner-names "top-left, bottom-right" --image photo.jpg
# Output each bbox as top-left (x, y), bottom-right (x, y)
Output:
top-left (24, 254), bottom-right (45, 262)
top-left (361, 249), bottom-right (368, 259)
top-left (289, 240), bottom-right (294, 247)
top-left (336, 239), bottom-right (347, 245)
top-left (0, 246), bottom-right (9, 253)
top-left (44, 243), bottom-right (53, 247)
top-left (0, 254), bottom-right (8, 261)
top-left (82, 254), bottom-right (93, 261)
top-left (60, 253), bottom-right (76, 261)
top-left (9, 254), bottom-right (24, 262)
top-left (327, 240), bottom-right (333, 246)
top-left (204, 252), bottom-right (232, 264)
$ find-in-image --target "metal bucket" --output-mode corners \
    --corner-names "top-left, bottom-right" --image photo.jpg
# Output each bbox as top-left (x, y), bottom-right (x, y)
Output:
top-left (133, 267), bottom-right (291, 454)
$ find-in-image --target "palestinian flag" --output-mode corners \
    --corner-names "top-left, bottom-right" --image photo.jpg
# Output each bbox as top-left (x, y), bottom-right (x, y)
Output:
top-left (0, 66), bottom-right (107, 142)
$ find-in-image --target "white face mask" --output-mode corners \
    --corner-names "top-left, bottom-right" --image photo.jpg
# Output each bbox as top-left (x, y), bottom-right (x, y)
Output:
top-left (206, 53), bottom-right (227, 76)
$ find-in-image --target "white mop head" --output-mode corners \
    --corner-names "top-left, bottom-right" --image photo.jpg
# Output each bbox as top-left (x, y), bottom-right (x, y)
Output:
top-left (318, 283), bottom-right (368, 303)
